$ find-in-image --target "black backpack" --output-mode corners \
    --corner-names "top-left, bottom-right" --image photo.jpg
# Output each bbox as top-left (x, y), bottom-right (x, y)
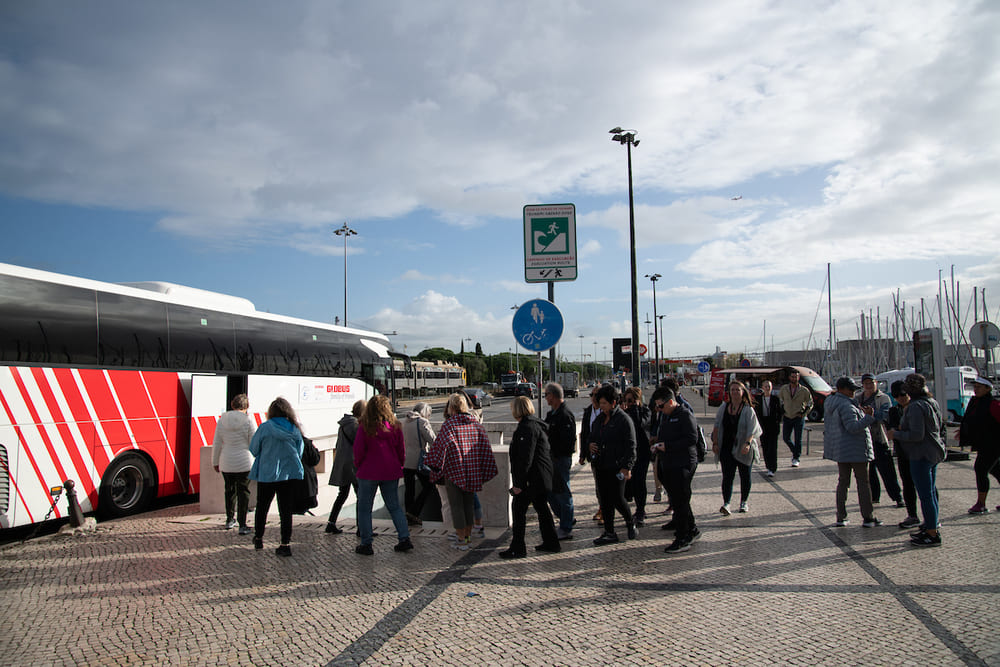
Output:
top-left (292, 437), bottom-right (321, 514)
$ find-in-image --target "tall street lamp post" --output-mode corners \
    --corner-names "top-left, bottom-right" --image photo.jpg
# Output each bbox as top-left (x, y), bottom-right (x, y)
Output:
top-left (333, 222), bottom-right (357, 326)
top-left (645, 273), bottom-right (662, 385)
top-left (610, 127), bottom-right (640, 386)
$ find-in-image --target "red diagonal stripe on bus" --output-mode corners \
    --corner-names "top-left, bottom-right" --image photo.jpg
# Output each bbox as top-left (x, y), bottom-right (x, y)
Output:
top-left (30, 368), bottom-right (97, 499)
top-left (6, 369), bottom-right (61, 518)
top-left (78, 369), bottom-right (134, 459)
top-left (54, 368), bottom-right (110, 473)
top-left (0, 379), bottom-right (37, 524)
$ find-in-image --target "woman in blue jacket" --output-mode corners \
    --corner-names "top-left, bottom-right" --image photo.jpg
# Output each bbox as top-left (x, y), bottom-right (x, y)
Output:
top-left (250, 397), bottom-right (305, 556)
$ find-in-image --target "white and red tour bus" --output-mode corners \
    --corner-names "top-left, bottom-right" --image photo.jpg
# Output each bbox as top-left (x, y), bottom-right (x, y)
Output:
top-left (0, 262), bottom-right (400, 530)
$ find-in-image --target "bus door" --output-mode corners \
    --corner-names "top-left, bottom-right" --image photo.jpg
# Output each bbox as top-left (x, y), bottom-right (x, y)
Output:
top-left (189, 374), bottom-right (228, 494)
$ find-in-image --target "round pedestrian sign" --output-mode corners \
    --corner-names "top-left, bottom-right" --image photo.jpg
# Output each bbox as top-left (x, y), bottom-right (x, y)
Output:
top-left (512, 299), bottom-right (564, 352)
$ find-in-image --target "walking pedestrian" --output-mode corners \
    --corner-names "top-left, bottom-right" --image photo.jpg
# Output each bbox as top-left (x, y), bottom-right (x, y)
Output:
top-left (424, 392), bottom-right (498, 551)
top-left (888, 373), bottom-right (947, 547)
top-left (711, 381), bottom-right (761, 514)
top-left (402, 402), bottom-right (435, 525)
top-left (651, 387), bottom-right (700, 554)
top-left (623, 386), bottom-right (652, 525)
top-left (544, 382), bottom-right (577, 540)
top-left (325, 399), bottom-right (366, 534)
top-left (959, 377), bottom-right (1000, 515)
top-left (779, 370), bottom-right (813, 467)
top-left (588, 385), bottom-right (637, 545)
top-left (855, 373), bottom-right (902, 507)
top-left (212, 393), bottom-right (256, 535)
top-left (250, 397), bottom-right (305, 556)
top-left (823, 378), bottom-right (879, 528)
top-left (754, 380), bottom-right (781, 478)
top-left (579, 386), bottom-right (603, 523)
top-left (353, 395), bottom-right (412, 555)
top-left (500, 396), bottom-right (560, 558)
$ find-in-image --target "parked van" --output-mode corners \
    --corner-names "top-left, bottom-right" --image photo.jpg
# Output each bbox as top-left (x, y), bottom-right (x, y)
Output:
top-left (708, 365), bottom-right (833, 422)
top-left (875, 366), bottom-right (978, 421)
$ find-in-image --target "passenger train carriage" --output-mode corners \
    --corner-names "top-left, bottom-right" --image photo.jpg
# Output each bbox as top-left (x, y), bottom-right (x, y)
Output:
top-left (0, 263), bottom-right (401, 529)
top-left (391, 359), bottom-right (466, 394)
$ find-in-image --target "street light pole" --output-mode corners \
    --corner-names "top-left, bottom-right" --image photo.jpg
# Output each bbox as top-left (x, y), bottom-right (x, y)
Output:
top-left (333, 222), bottom-right (357, 326)
top-left (645, 273), bottom-right (662, 385)
top-left (610, 127), bottom-right (641, 386)
top-left (657, 314), bottom-right (665, 376)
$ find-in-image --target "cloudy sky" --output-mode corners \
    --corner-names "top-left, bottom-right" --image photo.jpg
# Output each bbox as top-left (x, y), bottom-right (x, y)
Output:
top-left (1, 1), bottom-right (997, 369)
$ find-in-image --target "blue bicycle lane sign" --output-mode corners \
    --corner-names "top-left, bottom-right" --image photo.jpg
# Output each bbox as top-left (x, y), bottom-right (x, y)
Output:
top-left (512, 299), bottom-right (564, 352)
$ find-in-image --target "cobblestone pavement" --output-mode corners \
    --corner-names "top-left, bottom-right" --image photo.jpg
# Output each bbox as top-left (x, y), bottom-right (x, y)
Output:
top-left (2, 429), bottom-right (999, 666)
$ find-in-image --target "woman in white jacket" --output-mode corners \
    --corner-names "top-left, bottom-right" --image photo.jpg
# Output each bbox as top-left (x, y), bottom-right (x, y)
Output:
top-left (401, 402), bottom-right (436, 525)
top-left (212, 394), bottom-right (257, 534)
top-left (711, 381), bottom-right (762, 515)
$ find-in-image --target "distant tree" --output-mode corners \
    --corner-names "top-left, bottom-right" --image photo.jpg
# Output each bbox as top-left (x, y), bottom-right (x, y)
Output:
top-left (475, 342), bottom-right (483, 356)
top-left (466, 357), bottom-right (487, 384)
top-left (415, 347), bottom-right (455, 362)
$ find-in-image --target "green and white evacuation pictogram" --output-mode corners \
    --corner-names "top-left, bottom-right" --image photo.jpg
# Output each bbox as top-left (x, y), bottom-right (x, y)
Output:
top-left (523, 203), bottom-right (577, 283)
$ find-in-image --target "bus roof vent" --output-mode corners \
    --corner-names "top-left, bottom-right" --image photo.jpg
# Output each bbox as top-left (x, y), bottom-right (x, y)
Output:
top-left (117, 281), bottom-right (257, 314)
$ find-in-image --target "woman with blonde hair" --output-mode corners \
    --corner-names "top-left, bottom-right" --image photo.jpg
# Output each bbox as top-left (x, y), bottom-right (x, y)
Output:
top-left (711, 381), bottom-right (762, 515)
top-left (402, 402), bottom-right (435, 525)
top-left (353, 395), bottom-right (412, 555)
top-left (500, 396), bottom-right (560, 558)
top-left (425, 392), bottom-right (497, 550)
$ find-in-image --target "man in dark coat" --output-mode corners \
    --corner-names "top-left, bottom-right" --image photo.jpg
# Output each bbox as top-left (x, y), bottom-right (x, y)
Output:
top-left (544, 382), bottom-right (577, 539)
top-left (755, 380), bottom-right (783, 477)
top-left (652, 387), bottom-right (700, 554)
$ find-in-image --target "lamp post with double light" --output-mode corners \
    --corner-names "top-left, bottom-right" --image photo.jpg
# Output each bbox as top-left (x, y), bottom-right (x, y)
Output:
top-left (333, 222), bottom-right (357, 326)
top-left (610, 127), bottom-right (640, 386)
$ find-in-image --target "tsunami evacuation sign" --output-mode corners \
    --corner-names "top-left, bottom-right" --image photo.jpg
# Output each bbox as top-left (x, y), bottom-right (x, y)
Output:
top-left (523, 203), bottom-right (577, 283)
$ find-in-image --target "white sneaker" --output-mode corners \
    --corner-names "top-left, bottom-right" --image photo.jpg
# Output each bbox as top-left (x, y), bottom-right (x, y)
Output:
top-left (453, 537), bottom-right (471, 551)
top-left (224, 519), bottom-right (237, 530)
top-left (791, 458), bottom-right (800, 467)
top-left (719, 504), bottom-right (731, 516)
top-left (738, 502), bottom-right (748, 513)
top-left (447, 532), bottom-right (460, 542)
top-left (766, 470), bottom-right (775, 478)
top-left (473, 526), bottom-right (485, 538)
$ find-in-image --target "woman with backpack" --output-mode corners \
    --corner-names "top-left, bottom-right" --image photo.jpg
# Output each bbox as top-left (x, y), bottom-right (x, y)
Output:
top-left (711, 381), bottom-right (762, 515)
top-left (250, 397), bottom-right (305, 557)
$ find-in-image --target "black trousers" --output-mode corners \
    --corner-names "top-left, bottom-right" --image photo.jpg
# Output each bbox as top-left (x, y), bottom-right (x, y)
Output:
top-left (896, 448), bottom-right (918, 517)
top-left (327, 480), bottom-right (358, 524)
top-left (663, 464), bottom-right (696, 538)
top-left (868, 439), bottom-right (902, 503)
top-left (973, 444), bottom-right (1000, 493)
top-left (760, 426), bottom-right (779, 473)
top-left (595, 469), bottom-right (633, 535)
top-left (510, 486), bottom-right (559, 552)
top-left (222, 471), bottom-right (250, 525)
top-left (628, 452), bottom-right (651, 515)
top-left (403, 468), bottom-right (433, 517)
top-left (255, 480), bottom-right (296, 545)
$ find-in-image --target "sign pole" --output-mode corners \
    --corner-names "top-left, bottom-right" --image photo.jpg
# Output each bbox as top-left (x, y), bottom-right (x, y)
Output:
top-left (548, 281), bottom-right (556, 387)
top-left (537, 352), bottom-right (544, 414)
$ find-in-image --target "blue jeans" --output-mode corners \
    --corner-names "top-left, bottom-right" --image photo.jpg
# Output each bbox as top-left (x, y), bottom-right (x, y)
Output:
top-left (357, 478), bottom-right (410, 546)
top-left (908, 459), bottom-right (939, 530)
top-left (782, 416), bottom-right (804, 459)
top-left (547, 455), bottom-right (574, 532)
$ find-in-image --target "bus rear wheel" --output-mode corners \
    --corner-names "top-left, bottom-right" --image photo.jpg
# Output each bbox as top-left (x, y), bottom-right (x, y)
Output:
top-left (99, 453), bottom-right (156, 518)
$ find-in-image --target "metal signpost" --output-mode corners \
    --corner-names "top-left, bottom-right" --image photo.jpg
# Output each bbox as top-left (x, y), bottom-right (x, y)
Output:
top-left (523, 203), bottom-right (576, 384)
top-left (512, 299), bottom-right (564, 414)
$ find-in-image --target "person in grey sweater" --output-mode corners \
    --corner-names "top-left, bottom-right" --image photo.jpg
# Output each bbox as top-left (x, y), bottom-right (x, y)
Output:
top-left (823, 378), bottom-right (879, 527)
top-left (325, 400), bottom-right (367, 534)
top-left (888, 373), bottom-right (947, 547)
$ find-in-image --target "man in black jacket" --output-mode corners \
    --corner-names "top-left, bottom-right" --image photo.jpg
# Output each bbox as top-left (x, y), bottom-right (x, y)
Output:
top-left (545, 382), bottom-right (577, 539)
top-left (755, 380), bottom-right (782, 477)
top-left (588, 385), bottom-right (637, 545)
top-left (652, 387), bottom-right (700, 554)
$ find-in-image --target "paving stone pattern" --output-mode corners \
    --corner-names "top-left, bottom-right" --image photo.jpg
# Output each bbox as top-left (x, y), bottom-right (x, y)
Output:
top-left (2, 423), bottom-right (999, 666)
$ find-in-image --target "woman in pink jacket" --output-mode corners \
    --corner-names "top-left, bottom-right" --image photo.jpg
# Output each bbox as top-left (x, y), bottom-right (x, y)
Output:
top-left (353, 395), bottom-right (412, 555)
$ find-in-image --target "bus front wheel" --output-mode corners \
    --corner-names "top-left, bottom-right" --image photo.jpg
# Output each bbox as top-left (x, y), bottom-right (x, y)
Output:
top-left (99, 453), bottom-right (156, 518)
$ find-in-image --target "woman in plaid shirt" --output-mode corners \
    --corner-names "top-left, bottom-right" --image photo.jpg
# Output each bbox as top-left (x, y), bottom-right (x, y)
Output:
top-left (425, 393), bottom-right (498, 550)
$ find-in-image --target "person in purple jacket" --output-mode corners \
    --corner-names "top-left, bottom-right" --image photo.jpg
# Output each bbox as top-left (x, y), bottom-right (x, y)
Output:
top-left (353, 395), bottom-right (412, 555)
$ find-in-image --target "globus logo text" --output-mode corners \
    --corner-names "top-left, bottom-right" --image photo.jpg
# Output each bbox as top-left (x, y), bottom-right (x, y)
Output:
top-left (328, 385), bottom-right (352, 393)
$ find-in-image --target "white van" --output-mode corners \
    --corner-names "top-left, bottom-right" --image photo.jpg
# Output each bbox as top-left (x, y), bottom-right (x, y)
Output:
top-left (875, 366), bottom-right (978, 421)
